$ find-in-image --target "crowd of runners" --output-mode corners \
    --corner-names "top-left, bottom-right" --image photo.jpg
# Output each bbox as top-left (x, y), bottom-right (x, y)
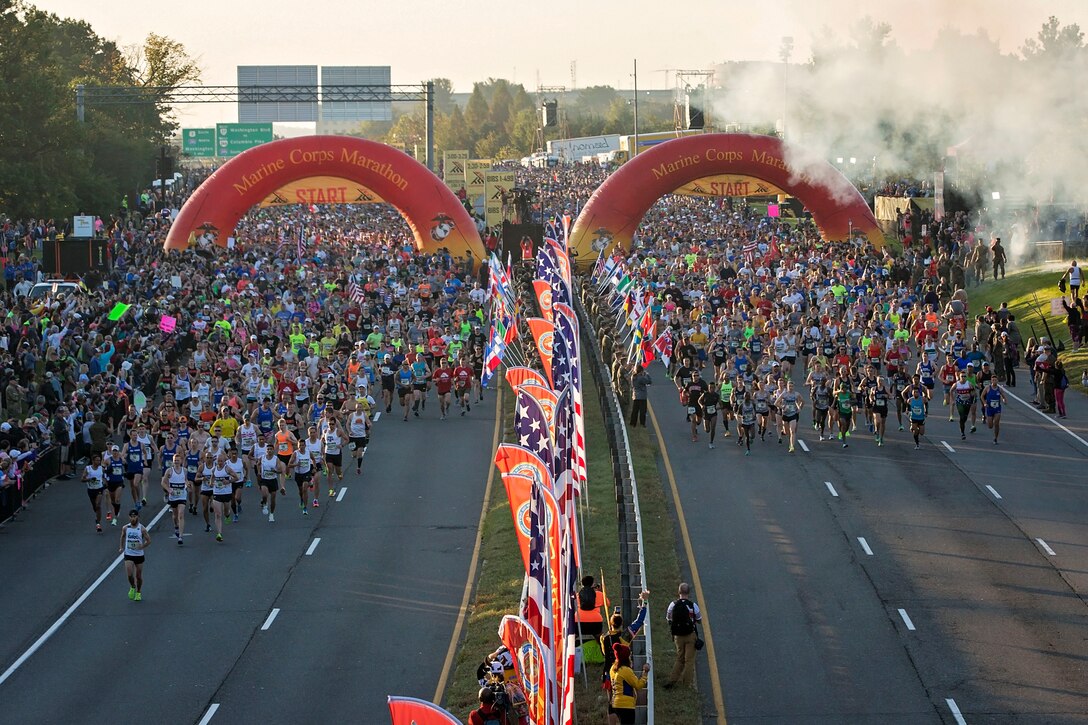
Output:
top-left (4, 160), bottom-right (1077, 601)
top-left (591, 196), bottom-right (1073, 454)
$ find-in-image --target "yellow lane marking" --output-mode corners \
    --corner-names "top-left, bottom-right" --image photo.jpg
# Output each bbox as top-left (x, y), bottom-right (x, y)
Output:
top-left (433, 386), bottom-right (504, 704)
top-left (649, 400), bottom-right (728, 725)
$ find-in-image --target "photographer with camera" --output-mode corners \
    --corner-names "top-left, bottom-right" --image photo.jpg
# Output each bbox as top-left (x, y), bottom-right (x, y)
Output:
top-left (468, 686), bottom-right (506, 725)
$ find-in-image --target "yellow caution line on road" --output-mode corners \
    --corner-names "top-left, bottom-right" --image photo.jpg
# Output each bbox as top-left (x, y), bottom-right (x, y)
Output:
top-left (649, 401), bottom-right (728, 725)
top-left (434, 386), bottom-right (503, 704)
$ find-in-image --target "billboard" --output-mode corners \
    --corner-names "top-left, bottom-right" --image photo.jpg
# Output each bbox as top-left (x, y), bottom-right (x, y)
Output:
top-left (485, 170), bottom-right (516, 227)
top-left (182, 128), bottom-right (216, 157)
top-left (320, 66), bottom-right (392, 122)
top-left (238, 65), bottom-right (318, 123)
top-left (546, 134), bottom-right (620, 161)
top-left (443, 150), bottom-right (468, 193)
top-left (216, 123), bottom-right (273, 158)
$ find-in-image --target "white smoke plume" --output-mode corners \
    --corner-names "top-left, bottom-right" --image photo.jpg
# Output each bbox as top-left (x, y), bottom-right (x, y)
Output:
top-left (710, 17), bottom-right (1088, 257)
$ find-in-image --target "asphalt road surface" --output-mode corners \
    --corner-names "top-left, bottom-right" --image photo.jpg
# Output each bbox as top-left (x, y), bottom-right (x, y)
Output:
top-left (0, 395), bottom-right (498, 725)
top-left (646, 363), bottom-right (1088, 724)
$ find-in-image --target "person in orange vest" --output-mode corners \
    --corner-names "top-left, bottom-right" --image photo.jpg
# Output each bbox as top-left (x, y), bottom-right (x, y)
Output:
top-left (575, 575), bottom-right (606, 639)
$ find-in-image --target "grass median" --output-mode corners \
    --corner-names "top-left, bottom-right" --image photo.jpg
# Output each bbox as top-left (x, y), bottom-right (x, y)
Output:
top-left (442, 374), bottom-right (621, 725)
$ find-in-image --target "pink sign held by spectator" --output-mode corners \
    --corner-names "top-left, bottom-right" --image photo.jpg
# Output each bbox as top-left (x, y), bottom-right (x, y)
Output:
top-left (767, 204), bottom-right (780, 218)
top-left (159, 315), bottom-right (177, 333)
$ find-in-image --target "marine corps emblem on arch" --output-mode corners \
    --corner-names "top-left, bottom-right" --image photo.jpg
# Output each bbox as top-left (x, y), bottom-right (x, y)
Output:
top-left (164, 136), bottom-right (485, 265)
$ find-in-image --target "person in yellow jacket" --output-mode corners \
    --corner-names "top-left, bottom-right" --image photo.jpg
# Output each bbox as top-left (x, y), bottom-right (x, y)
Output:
top-left (609, 642), bottom-right (649, 725)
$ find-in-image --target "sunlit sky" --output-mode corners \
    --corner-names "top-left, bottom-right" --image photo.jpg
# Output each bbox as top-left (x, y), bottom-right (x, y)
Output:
top-left (33, 0), bottom-right (1088, 129)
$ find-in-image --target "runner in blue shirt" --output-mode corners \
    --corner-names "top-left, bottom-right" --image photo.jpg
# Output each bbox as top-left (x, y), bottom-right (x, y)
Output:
top-left (982, 376), bottom-right (1007, 445)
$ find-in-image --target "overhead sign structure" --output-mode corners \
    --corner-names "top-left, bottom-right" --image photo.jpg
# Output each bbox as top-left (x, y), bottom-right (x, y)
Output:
top-left (182, 128), bottom-right (216, 157)
top-left (216, 123), bottom-right (274, 158)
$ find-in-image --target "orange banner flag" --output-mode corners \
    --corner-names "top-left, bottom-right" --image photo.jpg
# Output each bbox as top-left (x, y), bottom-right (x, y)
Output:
top-left (506, 366), bottom-right (549, 392)
top-left (526, 318), bottom-right (555, 388)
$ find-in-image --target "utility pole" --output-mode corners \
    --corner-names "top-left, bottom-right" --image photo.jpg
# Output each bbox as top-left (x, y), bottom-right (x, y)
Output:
top-left (425, 80), bottom-right (435, 172)
top-left (633, 59), bottom-right (640, 158)
top-left (76, 84), bottom-right (85, 123)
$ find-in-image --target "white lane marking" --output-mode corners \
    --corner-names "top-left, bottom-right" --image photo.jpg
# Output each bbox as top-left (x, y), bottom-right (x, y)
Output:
top-left (858, 537), bottom-right (874, 556)
top-left (305, 537), bottom-right (321, 556)
top-left (946, 697), bottom-right (967, 725)
top-left (824, 481), bottom-right (839, 497)
top-left (374, 411), bottom-right (381, 422)
top-left (336, 487), bottom-right (347, 502)
top-left (797, 439), bottom-right (809, 452)
top-left (941, 440), bottom-right (956, 453)
top-left (985, 485), bottom-right (1002, 500)
top-left (198, 703), bottom-right (220, 725)
top-left (0, 505), bottom-right (171, 687)
top-left (897, 608), bottom-right (916, 631)
top-left (1003, 386), bottom-right (1088, 450)
top-left (1037, 538), bottom-right (1056, 556)
top-left (260, 608), bottom-right (280, 631)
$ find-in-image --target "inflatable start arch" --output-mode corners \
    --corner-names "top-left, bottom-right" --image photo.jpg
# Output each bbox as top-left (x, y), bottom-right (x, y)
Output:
top-left (164, 136), bottom-right (485, 263)
top-left (569, 133), bottom-right (882, 266)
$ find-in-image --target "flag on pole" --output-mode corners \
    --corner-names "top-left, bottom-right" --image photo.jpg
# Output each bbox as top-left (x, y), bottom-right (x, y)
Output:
top-left (347, 280), bottom-right (365, 303)
top-left (387, 697), bottom-right (462, 725)
top-left (654, 328), bottom-right (674, 368)
top-left (526, 318), bottom-right (555, 387)
top-left (515, 389), bottom-right (555, 468)
top-left (506, 366), bottom-right (550, 392)
top-left (532, 280), bottom-right (555, 323)
top-left (297, 226), bottom-right (307, 262)
top-left (522, 482), bottom-right (555, 671)
top-left (499, 615), bottom-right (555, 725)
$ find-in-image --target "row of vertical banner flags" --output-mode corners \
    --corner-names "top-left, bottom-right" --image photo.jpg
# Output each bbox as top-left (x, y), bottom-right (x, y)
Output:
top-left (386, 218), bottom-right (588, 724)
top-left (591, 252), bottom-right (674, 369)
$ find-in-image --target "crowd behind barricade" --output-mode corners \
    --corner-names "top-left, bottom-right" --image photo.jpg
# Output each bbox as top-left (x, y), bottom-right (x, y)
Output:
top-left (583, 192), bottom-right (1072, 455)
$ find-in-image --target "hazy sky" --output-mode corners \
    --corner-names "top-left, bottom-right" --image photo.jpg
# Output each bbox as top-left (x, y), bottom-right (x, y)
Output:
top-left (33, 0), bottom-right (1088, 128)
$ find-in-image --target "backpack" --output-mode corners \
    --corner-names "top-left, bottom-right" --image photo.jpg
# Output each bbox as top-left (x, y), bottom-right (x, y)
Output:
top-left (669, 598), bottom-right (696, 636)
top-left (577, 586), bottom-right (596, 611)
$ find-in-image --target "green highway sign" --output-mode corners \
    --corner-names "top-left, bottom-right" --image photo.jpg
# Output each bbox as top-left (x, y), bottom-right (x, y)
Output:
top-left (181, 128), bottom-right (215, 157)
top-left (215, 123), bottom-right (274, 157)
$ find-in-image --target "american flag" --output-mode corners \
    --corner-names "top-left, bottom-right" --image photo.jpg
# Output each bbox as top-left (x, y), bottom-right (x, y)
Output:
top-left (348, 280), bottom-right (365, 304)
top-left (522, 481), bottom-right (554, 688)
top-left (297, 226), bottom-right (307, 262)
top-left (742, 240), bottom-right (759, 262)
top-left (552, 303), bottom-right (587, 490)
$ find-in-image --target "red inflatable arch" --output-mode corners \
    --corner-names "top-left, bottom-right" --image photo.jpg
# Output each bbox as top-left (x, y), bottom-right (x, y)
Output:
top-left (164, 136), bottom-right (485, 264)
top-left (569, 133), bottom-right (882, 266)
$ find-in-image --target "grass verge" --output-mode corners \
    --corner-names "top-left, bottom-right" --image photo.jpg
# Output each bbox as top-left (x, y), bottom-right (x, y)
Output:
top-left (442, 375), bottom-right (621, 724)
top-left (967, 263), bottom-right (1087, 392)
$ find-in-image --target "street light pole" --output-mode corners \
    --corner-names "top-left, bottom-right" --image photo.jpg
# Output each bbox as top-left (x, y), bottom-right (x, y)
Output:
top-left (633, 59), bottom-right (640, 157)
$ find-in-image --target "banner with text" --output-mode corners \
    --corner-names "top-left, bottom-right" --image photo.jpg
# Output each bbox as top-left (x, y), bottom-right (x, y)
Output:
top-left (466, 158), bottom-right (492, 216)
top-left (443, 150), bottom-right (468, 193)
top-left (485, 170), bottom-right (516, 228)
top-left (257, 176), bottom-right (384, 207)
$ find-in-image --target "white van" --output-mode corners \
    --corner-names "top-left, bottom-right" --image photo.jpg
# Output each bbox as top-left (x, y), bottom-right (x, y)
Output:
top-left (29, 280), bottom-right (82, 301)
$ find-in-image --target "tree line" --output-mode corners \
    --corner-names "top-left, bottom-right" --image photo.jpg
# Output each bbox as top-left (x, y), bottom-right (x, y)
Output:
top-left (0, 0), bottom-right (198, 221)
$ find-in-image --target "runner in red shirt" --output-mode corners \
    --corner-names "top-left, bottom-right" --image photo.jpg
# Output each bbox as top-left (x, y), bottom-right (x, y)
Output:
top-left (432, 359), bottom-right (455, 420)
top-left (453, 356), bottom-right (475, 415)
top-left (938, 354), bottom-right (960, 420)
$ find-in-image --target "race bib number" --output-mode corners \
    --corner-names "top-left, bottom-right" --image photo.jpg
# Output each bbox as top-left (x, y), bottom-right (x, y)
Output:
top-left (687, 406), bottom-right (697, 415)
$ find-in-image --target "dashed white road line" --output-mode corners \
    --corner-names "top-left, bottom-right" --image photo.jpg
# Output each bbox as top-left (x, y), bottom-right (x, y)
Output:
top-left (336, 487), bottom-right (347, 502)
top-left (897, 608), bottom-right (916, 631)
top-left (1002, 386), bottom-right (1088, 450)
top-left (373, 411), bottom-right (382, 422)
top-left (946, 697), bottom-right (967, 725)
top-left (197, 703), bottom-right (220, 725)
top-left (824, 481), bottom-right (839, 497)
top-left (985, 485), bottom-right (1002, 500)
top-left (797, 439), bottom-right (809, 452)
top-left (941, 440), bottom-right (956, 453)
top-left (0, 504), bottom-right (172, 687)
top-left (858, 537), bottom-right (874, 556)
top-left (1037, 538), bottom-right (1056, 556)
top-left (260, 608), bottom-right (280, 631)
top-left (305, 538), bottom-right (321, 556)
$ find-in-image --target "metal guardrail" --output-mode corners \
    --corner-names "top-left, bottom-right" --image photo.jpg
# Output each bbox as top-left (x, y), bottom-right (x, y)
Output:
top-left (574, 282), bottom-right (654, 724)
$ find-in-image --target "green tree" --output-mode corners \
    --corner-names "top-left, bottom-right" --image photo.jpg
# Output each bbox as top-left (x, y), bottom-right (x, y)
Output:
top-left (488, 82), bottom-right (514, 135)
top-left (464, 83), bottom-right (491, 134)
top-left (428, 77), bottom-right (454, 114)
top-left (1021, 16), bottom-right (1085, 60)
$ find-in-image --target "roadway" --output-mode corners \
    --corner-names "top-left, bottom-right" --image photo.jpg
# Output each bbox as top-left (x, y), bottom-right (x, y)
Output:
top-left (0, 396), bottom-right (499, 725)
top-left (645, 364), bottom-right (1088, 724)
